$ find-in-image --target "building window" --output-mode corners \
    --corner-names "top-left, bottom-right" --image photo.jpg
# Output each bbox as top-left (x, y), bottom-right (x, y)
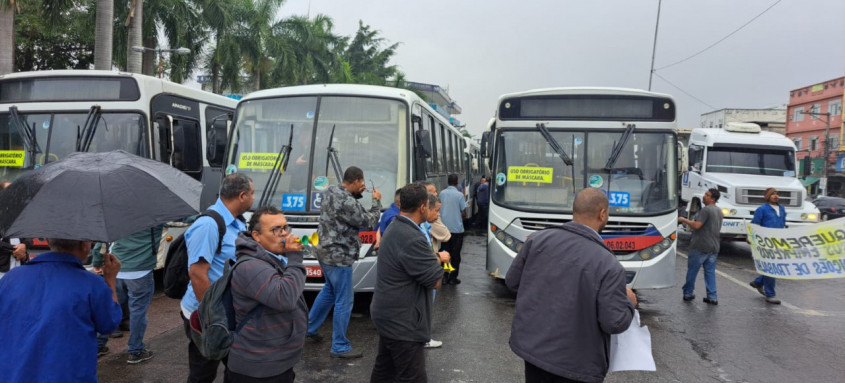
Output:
top-left (829, 99), bottom-right (842, 116)
top-left (809, 136), bottom-right (818, 152)
top-left (810, 103), bottom-right (821, 115)
top-left (793, 108), bottom-right (804, 121)
top-left (828, 135), bottom-right (839, 150)
top-left (793, 137), bottom-right (802, 150)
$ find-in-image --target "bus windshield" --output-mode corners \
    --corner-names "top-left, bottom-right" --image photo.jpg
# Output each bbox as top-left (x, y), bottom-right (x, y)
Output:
top-left (0, 112), bottom-right (146, 182)
top-left (705, 147), bottom-right (795, 176)
top-left (493, 129), bottom-right (677, 215)
top-left (228, 96), bottom-right (405, 211)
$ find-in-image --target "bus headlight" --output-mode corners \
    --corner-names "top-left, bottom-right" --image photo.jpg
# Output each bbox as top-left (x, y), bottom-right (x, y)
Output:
top-left (802, 213), bottom-right (818, 221)
top-left (491, 224), bottom-right (525, 253)
top-left (633, 232), bottom-right (676, 261)
top-left (721, 208), bottom-right (737, 216)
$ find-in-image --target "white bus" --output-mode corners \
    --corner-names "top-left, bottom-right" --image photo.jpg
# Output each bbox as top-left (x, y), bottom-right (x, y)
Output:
top-left (223, 84), bottom-right (468, 292)
top-left (0, 70), bottom-right (238, 256)
top-left (482, 87), bottom-right (679, 289)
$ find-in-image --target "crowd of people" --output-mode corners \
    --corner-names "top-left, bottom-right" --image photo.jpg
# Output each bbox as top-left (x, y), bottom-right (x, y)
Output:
top-left (1, 169), bottom-right (791, 382)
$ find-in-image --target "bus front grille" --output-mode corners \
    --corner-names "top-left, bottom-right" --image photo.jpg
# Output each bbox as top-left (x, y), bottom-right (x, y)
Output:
top-left (517, 218), bottom-right (650, 235)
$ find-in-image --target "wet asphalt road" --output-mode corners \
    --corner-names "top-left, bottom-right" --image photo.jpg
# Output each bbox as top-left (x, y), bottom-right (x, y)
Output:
top-left (97, 231), bottom-right (845, 382)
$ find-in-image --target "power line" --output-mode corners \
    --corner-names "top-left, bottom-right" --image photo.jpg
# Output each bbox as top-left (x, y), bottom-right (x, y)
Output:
top-left (653, 72), bottom-right (717, 110)
top-left (654, 0), bottom-right (782, 71)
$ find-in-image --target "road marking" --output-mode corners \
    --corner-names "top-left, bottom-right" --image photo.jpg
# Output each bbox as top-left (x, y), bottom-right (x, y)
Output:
top-left (678, 252), bottom-right (843, 317)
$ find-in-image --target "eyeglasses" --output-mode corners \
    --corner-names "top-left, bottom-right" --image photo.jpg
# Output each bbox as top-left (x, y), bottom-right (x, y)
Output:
top-left (269, 225), bottom-right (291, 237)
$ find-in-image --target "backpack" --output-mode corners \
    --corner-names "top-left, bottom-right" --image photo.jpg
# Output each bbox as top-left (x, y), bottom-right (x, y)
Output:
top-left (189, 255), bottom-right (285, 360)
top-left (163, 210), bottom-right (226, 299)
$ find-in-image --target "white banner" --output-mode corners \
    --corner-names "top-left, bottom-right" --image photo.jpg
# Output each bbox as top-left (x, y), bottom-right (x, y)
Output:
top-left (746, 217), bottom-right (845, 279)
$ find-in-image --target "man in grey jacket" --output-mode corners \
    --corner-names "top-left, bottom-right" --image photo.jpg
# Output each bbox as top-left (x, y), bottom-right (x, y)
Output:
top-left (227, 206), bottom-right (308, 383)
top-left (506, 188), bottom-right (637, 383)
top-left (370, 183), bottom-right (445, 382)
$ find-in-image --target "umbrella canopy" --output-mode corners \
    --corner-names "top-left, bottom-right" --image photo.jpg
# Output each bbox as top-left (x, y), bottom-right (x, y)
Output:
top-left (0, 150), bottom-right (202, 242)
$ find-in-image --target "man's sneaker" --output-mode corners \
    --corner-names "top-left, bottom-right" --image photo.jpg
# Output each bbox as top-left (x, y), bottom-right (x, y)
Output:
top-left (703, 297), bottom-right (718, 305)
top-left (97, 346), bottom-right (109, 357)
top-left (749, 281), bottom-right (765, 296)
top-left (424, 339), bottom-right (443, 348)
top-left (127, 349), bottom-right (154, 364)
top-left (683, 294), bottom-right (695, 302)
top-left (330, 347), bottom-right (364, 359)
top-left (765, 297), bottom-right (781, 305)
top-left (306, 333), bottom-right (323, 343)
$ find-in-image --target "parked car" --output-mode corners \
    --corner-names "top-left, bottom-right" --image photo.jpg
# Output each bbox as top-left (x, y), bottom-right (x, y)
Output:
top-left (811, 197), bottom-right (845, 221)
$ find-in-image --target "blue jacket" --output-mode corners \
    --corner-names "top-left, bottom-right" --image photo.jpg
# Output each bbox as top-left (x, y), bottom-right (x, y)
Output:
top-left (0, 252), bottom-right (122, 382)
top-left (378, 203), bottom-right (401, 234)
top-left (751, 203), bottom-right (786, 229)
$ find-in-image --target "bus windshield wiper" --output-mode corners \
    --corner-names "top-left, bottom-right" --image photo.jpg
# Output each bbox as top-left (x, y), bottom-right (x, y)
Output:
top-left (8, 106), bottom-right (39, 162)
top-left (76, 105), bottom-right (102, 152)
top-left (536, 123), bottom-right (572, 166)
top-left (604, 123), bottom-right (635, 170)
top-left (325, 124), bottom-right (343, 181)
top-left (258, 125), bottom-right (294, 208)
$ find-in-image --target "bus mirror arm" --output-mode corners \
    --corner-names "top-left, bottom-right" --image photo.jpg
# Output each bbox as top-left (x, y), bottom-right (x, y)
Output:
top-left (258, 125), bottom-right (294, 208)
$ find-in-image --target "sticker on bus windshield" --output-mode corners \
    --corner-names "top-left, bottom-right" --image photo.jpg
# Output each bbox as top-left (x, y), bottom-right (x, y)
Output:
top-left (496, 173), bottom-right (507, 186)
top-left (306, 111), bottom-right (315, 119)
top-left (282, 193), bottom-right (306, 211)
top-left (225, 164), bottom-right (237, 175)
top-left (589, 175), bottom-right (604, 188)
top-left (238, 152), bottom-right (284, 170)
top-left (0, 150), bottom-right (25, 167)
top-left (574, 137), bottom-right (583, 145)
top-left (311, 192), bottom-right (323, 209)
top-left (783, 171), bottom-right (795, 177)
top-left (507, 166), bottom-right (553, 183)
top-left (606, 191), bottom-right (631, 207)
top-left (313, 176), bottom-right (329, 191)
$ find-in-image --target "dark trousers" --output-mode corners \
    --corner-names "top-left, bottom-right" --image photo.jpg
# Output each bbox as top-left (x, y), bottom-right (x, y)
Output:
top-left (226, 368), bottom-right (295, 383)
top-left (476, 205), bottom-right (489, 230)
top-left (524, 361), bottom-right (583, 383)
top-left (182, 312), bottom-right (229, 383)
top-left (442, 232), bottom-right (464, 280)
top-left (370, 336), bottom-right (426, 383)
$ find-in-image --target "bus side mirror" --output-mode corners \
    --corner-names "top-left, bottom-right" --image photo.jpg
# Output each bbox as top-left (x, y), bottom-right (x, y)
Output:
top-left (481, 132), bottom-right (491, 158)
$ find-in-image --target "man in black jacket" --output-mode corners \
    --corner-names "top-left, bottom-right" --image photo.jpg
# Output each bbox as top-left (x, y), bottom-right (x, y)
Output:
top-left (370, 183), bottom-right (444, 383)
top-left (506, 188), bottom-right (637, 383)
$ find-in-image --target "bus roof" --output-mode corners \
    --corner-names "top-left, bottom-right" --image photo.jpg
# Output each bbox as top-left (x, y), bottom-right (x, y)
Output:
top-left (497, 87), bottom-right (674, 102)
top-left (0, 70), bottom-right (237, 108)
top-left (242, 84), bottom-right (422, 103)
top-left (690, 127), bottom-right (795, 149)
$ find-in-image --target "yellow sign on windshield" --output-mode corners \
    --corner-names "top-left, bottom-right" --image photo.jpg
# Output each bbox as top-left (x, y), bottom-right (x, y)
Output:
top-left (507, 166), bottom-right (553, 183)
top-left (0, 150), bottom-right (25, 167)
top-left (238, 152), bottom-right (285, 170)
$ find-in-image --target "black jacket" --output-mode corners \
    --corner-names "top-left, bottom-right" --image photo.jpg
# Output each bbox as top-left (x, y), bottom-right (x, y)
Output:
top-left (370, 215), bottom-right (443, 342)
top-left (506, 222), bottom-right (635, 383)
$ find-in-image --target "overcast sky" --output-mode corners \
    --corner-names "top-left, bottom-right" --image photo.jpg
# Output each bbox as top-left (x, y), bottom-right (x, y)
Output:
top-left (278, 0), bottom-right (845, 136)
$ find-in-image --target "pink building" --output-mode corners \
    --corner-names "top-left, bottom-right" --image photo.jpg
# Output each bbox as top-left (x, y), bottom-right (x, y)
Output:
top-left (786, 76), bottom-right (845, 196)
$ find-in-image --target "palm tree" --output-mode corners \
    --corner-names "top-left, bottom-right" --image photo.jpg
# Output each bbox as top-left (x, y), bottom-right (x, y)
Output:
top-left (235, 0), bottom-right (286, 92)
top-left (341, 21), bottom-right (400, 85)
top-left (126, 0), bottom-right (143, 73)
top-left (198, 0), bottom-right (237, 93)
top-left (93, 0), bottom-right (113, 69)
top-left (267, 14), bottom-right (340, 87)
top-left (0, 1), bottom-right (15, 74)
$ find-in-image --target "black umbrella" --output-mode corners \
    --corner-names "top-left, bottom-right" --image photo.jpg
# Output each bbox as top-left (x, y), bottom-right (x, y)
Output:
top-left (0, 150), bottom-right (202, 242)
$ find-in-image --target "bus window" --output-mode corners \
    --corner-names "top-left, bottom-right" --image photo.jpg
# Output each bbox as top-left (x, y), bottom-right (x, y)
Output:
top-left (205, 107), bottom-right (230, 167)
top-left (423, 114), bottom-right (436, 173)
top-left (439, 124), bottom-right (447, 173)
top-left (157, 115), bottom-right (202, 178)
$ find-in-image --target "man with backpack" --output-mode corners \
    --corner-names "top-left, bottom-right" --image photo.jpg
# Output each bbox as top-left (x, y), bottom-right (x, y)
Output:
top-left (226, 206), bottom-right (308, 382)
top-left (181, 173), bottom-right (254, 382)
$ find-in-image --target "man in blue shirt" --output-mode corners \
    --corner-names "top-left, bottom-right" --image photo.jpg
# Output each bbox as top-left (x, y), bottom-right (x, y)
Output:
top-left (0, 238), bottom-right (122, 383)
top-left (375, 189), bottom-right (402, 250)
top-left (181, 173), bottom-right (254, 382)
top-left (749, 188), bottom-right (785, 305)
top-left (475, 176), bottom-right (490, 231)
top-left (439, 174), bottom-right (468, 284)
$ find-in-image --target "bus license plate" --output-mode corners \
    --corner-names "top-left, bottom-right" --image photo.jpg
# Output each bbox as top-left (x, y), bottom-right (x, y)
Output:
top-left (306, 265), bottom-right (322, 278)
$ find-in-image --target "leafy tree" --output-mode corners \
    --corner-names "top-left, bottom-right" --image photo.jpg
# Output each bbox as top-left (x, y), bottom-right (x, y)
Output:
top-left (266, 14), bottom-right (341, 87)
top-left (340, 20), bottom-right (401, 86)
top-left (14, 1), bottom-right (96, 71)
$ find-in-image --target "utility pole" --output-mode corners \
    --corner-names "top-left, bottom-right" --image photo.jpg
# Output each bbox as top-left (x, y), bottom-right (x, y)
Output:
top-left (648, 0), bottom-right (662, 91)
top-left (802, 110), bottom-right (832, 195)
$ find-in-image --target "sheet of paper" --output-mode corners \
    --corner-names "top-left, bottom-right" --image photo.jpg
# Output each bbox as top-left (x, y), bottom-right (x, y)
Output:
top-left (608, 310), bottom-right (656, 372)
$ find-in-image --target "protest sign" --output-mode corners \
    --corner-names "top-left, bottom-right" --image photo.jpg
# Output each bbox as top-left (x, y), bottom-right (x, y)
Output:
top-left (746, 217), bottom-right (845, 279)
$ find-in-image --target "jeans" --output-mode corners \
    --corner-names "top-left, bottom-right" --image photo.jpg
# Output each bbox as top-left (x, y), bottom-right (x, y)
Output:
top-left (683, 250), bottom-right (718, 300)
top-left (116, 272), bottom-right (155, 353)
top-left (524, 361), bottom-right (582, 383)
top-left (753, 275), bottom-right (777, 297)
top-left (307, 263), bottom-right (354, 354)
top-left (442, 233), bottom-right (464, 280)
top-left (370, 336), bottom-right (426, 383)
